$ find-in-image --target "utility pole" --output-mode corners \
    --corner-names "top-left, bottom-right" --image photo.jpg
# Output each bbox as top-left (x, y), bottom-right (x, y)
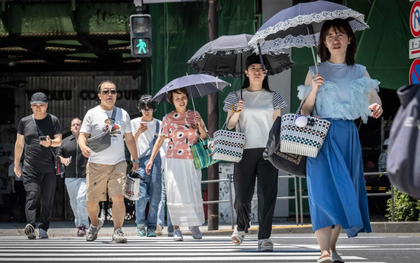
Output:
top-left (207, 0), bottom-right (219, 231)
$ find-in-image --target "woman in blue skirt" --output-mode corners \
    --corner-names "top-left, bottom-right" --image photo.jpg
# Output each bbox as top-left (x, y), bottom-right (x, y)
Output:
top-left (298, 19), bottom-right (383, 263)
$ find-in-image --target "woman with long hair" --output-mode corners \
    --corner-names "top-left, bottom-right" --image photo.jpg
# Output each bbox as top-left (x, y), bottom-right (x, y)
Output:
top-left (298, 19), bottom-right (383, 263)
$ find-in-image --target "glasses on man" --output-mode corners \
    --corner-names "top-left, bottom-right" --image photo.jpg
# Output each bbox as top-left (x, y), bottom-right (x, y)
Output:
top-left (141, 109), bottom-right (154, 113)
top-left (102, 89), bottom-right (117, 95)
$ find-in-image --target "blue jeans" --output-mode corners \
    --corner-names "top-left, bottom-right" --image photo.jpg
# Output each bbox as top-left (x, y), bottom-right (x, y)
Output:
top-left (157, 172), bottom-right (173, 232)
top-left (135, 154), bottom-right (162, 231)
top-left (65, 178), bottom-right (89, 228)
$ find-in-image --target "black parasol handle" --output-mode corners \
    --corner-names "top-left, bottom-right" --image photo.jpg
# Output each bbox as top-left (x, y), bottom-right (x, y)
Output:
top-left (240, 54), bottom-right (243, 100)
top-left (257, 43), bottom-right (266, 75)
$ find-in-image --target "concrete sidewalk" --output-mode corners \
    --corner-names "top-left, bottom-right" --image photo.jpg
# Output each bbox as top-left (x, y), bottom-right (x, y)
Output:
top-left (1, 221), bottom-right (419, 237)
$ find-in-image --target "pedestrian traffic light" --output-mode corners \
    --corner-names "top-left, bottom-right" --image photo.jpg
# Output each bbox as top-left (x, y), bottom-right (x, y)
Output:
top-left (130, 14), bottom-right (152, 58)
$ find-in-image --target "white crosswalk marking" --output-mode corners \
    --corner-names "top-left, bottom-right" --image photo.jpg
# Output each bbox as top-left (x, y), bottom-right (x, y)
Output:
top-left (0, 236), bottom-right (387, 262)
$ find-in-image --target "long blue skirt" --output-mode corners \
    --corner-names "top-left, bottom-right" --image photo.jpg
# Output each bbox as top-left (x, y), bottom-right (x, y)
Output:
top-left (307, 119), bottom-right (371, 238)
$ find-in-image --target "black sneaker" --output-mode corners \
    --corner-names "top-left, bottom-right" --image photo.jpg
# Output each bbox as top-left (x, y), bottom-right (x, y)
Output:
top-left (86, 218), bottom-right (104, 242)
top-left (24, 224), bottom-right (37, 239)
top-left (112, 228), bottom-right (127, 243)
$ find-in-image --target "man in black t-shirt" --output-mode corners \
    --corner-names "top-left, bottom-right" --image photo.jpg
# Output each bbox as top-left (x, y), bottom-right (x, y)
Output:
top-left (14, 92), bottom-right (62, 239)
top-left (57, 117), bottom-right (89, 237)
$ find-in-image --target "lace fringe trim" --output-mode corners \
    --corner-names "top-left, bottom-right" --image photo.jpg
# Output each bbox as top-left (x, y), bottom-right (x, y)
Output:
top-left (249, 9), bottom-right (369, 52)
top-left (187, 51), bottom-right (294, 77)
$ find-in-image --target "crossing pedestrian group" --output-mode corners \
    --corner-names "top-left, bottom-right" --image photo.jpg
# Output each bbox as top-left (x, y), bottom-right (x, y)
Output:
top-left (11, 14), bottom-right (385, 263)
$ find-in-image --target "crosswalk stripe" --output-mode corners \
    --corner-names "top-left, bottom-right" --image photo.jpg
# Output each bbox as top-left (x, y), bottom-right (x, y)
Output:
top-left (0, 256), bottom-right (370, 262)
top-left (0, 237), bottom-right (388, 262)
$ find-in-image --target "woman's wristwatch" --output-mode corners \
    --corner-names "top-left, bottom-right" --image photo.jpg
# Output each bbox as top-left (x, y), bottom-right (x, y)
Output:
top-left (132, 159), bottom-right (139, 163)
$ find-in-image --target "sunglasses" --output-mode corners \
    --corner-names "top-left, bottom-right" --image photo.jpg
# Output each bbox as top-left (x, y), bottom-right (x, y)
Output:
top-left (101, 89), bottom-right (117, 95)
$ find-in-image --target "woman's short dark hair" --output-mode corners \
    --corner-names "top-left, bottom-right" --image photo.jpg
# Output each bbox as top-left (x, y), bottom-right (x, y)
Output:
top-left (137, 95), bottom-right (157, 112)
top-left (97, 80), bottom-right (116, 93)
top-left (318, 19), bottom-right (356, 66)
top-left (166, 88), bottom-right (189, 104)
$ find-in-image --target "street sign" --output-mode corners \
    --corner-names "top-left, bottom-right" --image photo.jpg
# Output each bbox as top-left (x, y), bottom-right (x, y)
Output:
top-left (409, 59), bottom-right (420, 85)
top-left (410, 1), bottom-right (420, 37)
top-left (409, 38), bottom-right (420, 59)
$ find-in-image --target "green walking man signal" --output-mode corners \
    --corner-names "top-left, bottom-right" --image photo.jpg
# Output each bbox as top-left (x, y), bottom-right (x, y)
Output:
top-left (137, 39), bottom-right (147, 54)
top-left (130, 14), bottom-right (152, 58)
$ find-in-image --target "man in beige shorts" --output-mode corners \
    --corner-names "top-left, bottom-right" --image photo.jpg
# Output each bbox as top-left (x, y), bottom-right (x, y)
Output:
top-left (79, 80), bottom-right (139, 243)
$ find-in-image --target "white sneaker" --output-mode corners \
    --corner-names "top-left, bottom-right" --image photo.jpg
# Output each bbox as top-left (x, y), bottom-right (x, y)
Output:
top-left (258, 238), bottom-right (273, 252)
top-left (173, 229), bottom-right (183, 241)
top-left (39, 228), bottom-right (49, 239)
top-left (24, 224), bottom-right (37, 239)
top-left (112, 228), bottom-right (127, 243)
top-left (86, 218), bottom-right (104, 242)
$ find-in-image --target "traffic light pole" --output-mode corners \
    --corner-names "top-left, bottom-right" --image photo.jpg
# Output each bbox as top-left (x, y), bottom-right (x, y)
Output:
top-left (207, 0), bottom-right (219, 231)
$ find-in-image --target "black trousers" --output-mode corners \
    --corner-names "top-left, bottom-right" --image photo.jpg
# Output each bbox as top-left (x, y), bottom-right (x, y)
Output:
top-left (8, 181), bottom-right (26, 220)
top-left (234, 148), bottom-right (278, 240)
top-left (22, 169), bottom-right (56, 231)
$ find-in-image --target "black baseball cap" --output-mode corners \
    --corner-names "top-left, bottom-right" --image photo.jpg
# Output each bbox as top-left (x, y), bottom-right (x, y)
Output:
top-left (30, 92), bottom-right (48, 105)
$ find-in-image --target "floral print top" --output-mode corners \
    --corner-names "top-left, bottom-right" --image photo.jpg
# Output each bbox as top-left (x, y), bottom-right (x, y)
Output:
top-left (160, 110), bottom-right (206, 159)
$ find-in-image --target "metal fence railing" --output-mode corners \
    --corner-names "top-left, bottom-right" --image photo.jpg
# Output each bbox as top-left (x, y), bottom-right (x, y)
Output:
top-left (252, 174), bottom-right (299, 226)
top-left (201, 178), bottom-right (234, 229)
top-left (202, 174), bottom-right (300, 230)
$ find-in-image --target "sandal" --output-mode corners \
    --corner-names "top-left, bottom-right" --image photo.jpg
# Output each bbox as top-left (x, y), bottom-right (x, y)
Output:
top-left (317, 254), bottom-right (333, 263)
top-left (231, 225), bottom-right (245, 246)
top-left (331, 252), bottom-right (345, 263)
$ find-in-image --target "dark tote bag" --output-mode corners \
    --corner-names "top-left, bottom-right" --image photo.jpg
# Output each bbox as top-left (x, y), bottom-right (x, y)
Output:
top-left (387, 85), bottom-right (420, 199)
top-left (263, 116), bottom-right (306, 176)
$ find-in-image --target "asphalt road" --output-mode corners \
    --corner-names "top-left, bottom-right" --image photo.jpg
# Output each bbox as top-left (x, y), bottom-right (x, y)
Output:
top-left (0, 233), bottom-right (418, 262)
